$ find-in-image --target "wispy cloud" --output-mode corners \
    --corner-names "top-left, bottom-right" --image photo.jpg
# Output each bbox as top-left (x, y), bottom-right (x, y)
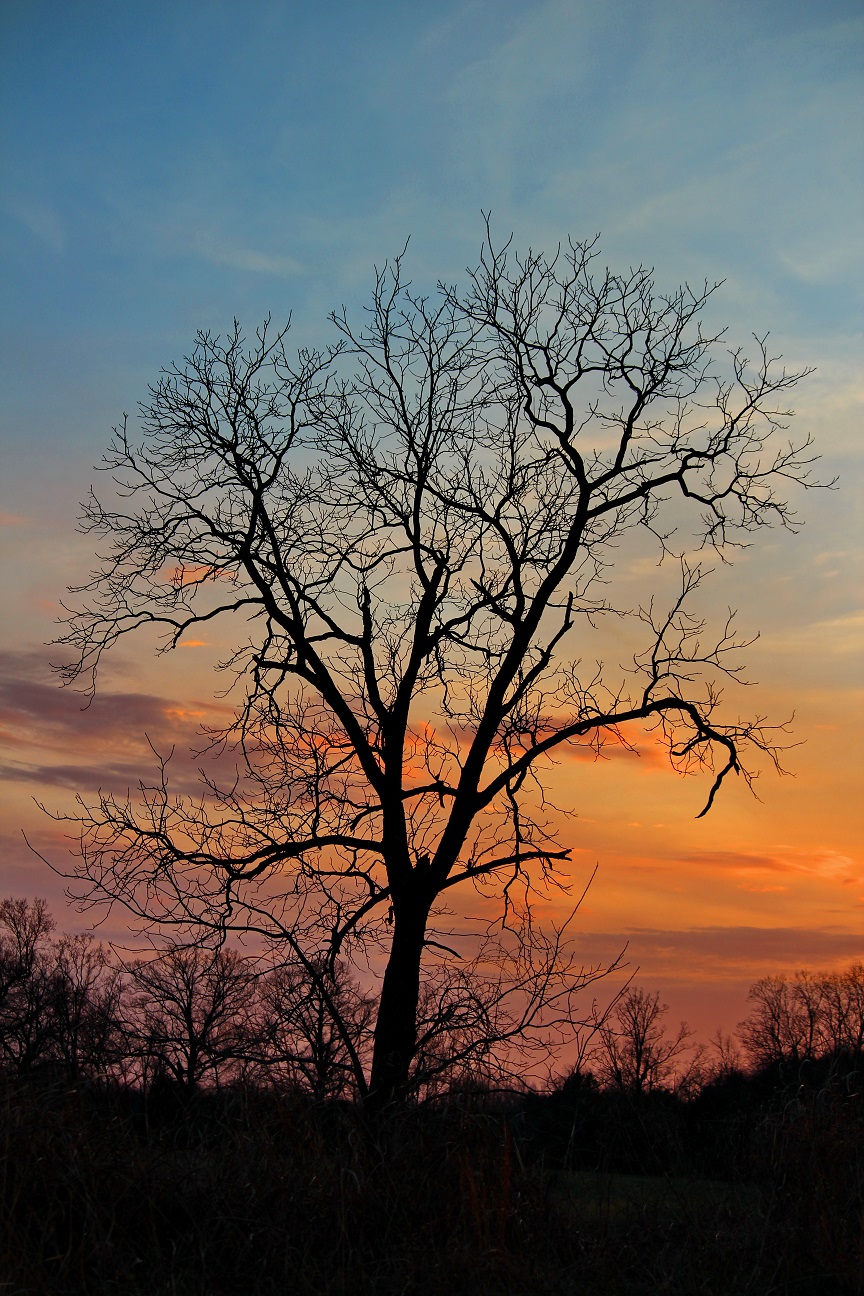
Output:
top-left (2, 196), bottom-right (66, 255)
top-left (683, 849), bottom-right (795, 875)
top-left (562, 734), bottom-right (668, 771)
top-left (683, 846), bottom-right (861, 884)
top-left (768, 611), bottom-right (864, 658)
top-left (188, 233), bottom-right (305, 278)
top-left (576, 925), bottom-right (864, 981)
top-left (0, 758), bottom-right (168, 792)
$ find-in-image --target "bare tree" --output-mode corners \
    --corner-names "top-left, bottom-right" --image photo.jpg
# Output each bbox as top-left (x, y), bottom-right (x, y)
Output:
top-left (410, 914), bottom-right (620, 1098)
top-left (50, 226), bottom-right (818, 1107)
top-left (51, 931), bottom-right (127, 1080)
top-left (738, 974), bottom-right (817, 1070)
top-left (589, 984), bottom-right (699, 1095)
top-left (738, 965), bottom-right (864, 1070)
top-left (820, 964), bottom-right (864, 1059)
top-left (704, 1028), bottom-right (745, 1082)
top-left (255, 956), bottom-right (374, 1100)
top-left (0, 897), bottom-right (57, 1075)
top-left (123, 942), bottom-right (258, 1092)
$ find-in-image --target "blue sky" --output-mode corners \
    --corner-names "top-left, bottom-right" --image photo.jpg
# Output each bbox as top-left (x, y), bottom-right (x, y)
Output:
top-left (2, 0), bottom-right (861, 365)
top-left (1, 0), bottom-right (862, 1033)
top-left (3, 0), bottom-right (861, 648)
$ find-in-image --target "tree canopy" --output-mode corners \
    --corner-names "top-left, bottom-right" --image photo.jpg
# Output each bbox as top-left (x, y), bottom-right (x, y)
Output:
top-left (53, 229), bottom-right (818, 1105)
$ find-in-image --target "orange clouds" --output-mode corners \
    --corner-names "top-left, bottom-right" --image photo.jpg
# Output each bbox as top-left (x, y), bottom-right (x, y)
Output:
top-left (577, 925), bottom-right (864, 983)
top-left (561, 731), bottom-right (672, 772)
top-left (681, 847), bottom-right (862, 890)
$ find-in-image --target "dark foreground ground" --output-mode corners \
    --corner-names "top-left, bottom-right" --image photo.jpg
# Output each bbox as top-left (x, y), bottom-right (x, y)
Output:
top-left (1, 1068), bottom-right (861, 1296)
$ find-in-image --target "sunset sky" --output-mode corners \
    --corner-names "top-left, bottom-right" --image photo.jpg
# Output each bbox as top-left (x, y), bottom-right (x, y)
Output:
top-left (1, 0), bottom-right (862, 1042)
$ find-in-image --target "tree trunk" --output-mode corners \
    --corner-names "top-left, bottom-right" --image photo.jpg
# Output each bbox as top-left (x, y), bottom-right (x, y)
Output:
top-left (366, 900), bottom-right (428, 1111)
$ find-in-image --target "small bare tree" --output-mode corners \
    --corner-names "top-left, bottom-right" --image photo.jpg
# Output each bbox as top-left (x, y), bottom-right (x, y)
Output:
top-left (0, 898), bottom-right (57, 1075)
top-left (51, 932), bottom-right (126, 1080)
top-left (123, 942), bottom-right (258, 1092)
top-left (410, 914), bottom-right (621, 1098)
top-left (255, 957), bottom-right (373, 1100)
top-left (590, 985), bottom-right (699, 1095)
top-left (50, 226), bottom-right (818, 1106)
top-left (0, 898), bottom-right (54, 998)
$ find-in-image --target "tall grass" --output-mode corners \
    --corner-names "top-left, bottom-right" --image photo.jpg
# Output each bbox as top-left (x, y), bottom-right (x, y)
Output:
top-left (2, 1070), bottom-right (861, 1295)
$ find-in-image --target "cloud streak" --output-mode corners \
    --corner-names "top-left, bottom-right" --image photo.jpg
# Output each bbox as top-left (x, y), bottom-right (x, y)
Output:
top-left (188, 233), bottom-right (305, 278)
top-left (683, 845), bottom-right (861, 885)
top-left (576, 925), bottom-right (864, 982)
top-left (2, 195), bottom-right (67, 256)
top-left (0, 649), bottom-right (227, 796)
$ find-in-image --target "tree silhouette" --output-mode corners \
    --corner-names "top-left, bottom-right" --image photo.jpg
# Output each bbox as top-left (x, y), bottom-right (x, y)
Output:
top-left (122, 942), bottom-right (258, 1092)
top-left (0, 897), bottom-right (57, 1075)
top-left (590, 984), bottom-right (698, 1095)
top-left (50, 931), bottom-right (126, 1080)
top-left (255, 956), bottom-right (374, 1100)
top-left (738, 966), bottom-right (864, 1070)
top-left (52, 227), bottom-right (818, 1106)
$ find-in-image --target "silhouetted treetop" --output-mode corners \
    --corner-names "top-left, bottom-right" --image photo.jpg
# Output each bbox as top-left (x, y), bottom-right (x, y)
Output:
top-left (53, 227), bottom-right (819, 1106)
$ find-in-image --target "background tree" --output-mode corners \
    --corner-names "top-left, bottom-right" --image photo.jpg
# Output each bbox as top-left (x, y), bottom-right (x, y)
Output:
top-left (255, 956), bottom-right (374, 1100)
top-left (820, 964), bottom-right (864, 1060)
top-left (737, 966), bottom-right (864, 1071)
top-left (123, 942), bottom-right (258, 1093)
top-left (50, 931), bottom-right (126, 1080)
top-left (52, 228), bottom-right (817, 1107)
top-left (737, 973), bottom-right (817, 1070)
top-left (0, 897), bottom-right (57, 1075)
top-left (410, 916), bottom-right (619, 1098)
top-left (589, 984), bottom-right (699, 1095)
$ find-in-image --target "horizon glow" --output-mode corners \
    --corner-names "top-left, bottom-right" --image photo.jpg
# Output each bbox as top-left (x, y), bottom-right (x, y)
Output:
top-left (1, 0), bottom-right (862, 1044)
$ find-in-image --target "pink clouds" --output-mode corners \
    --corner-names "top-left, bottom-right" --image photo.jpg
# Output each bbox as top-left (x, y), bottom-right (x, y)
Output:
top-left (0, 649), bottom-right (225, 797)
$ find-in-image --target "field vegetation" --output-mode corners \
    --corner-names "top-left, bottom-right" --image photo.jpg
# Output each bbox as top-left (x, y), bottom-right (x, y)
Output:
top-left (1, 897), bottom-right (861, 1295)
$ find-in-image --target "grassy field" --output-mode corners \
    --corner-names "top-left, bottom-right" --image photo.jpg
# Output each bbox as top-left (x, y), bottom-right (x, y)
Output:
top-left (1, 1075), bottom-right (860, 1295)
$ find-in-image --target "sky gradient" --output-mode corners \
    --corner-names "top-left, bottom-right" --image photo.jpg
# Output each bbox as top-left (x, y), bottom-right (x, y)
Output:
top-left (1, 0), bottom-right (862, 1042)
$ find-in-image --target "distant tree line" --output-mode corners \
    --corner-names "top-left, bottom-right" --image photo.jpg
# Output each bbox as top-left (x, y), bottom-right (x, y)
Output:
top-left (0, 897), bottom-right (371, 1099)
top-left (3, 896), bottom-right (862, 1102)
